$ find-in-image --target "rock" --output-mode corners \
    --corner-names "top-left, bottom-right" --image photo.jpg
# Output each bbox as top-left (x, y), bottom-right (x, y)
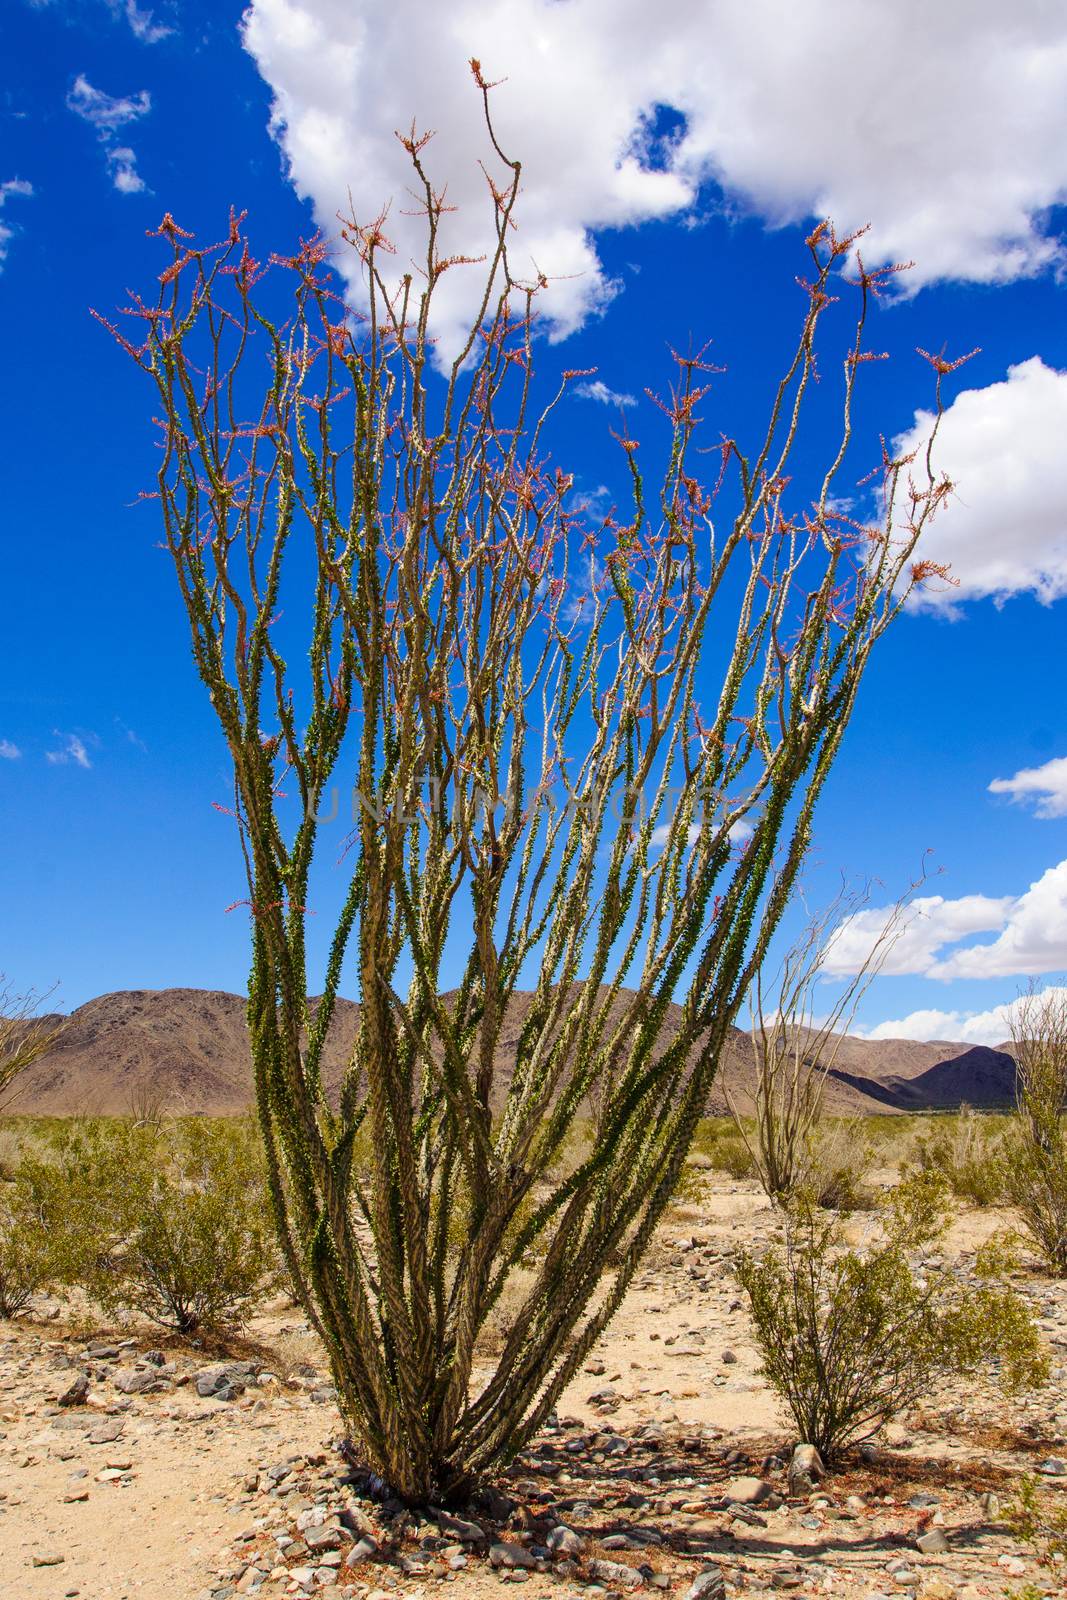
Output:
top-left (58, 1372), bottom-right (90, 1407)
top-left (979, 1490), bottom-right (1000, 1520)
top-left (590, 1558), bottom-right (644, 1589)
top-left (915, 1529), bottom-right (949, 1554)
top-left (434, 1511), bottom-right (485, 1543)
top-left (720, 1350), bottom-right (738, 1365)
top-left (195, 1362), bottom-right (257, 1400)
top-left (788, 1443), bottom-right (824, 1495)
top-left (1039, 1456), bottom-right (1067, 1476)
top-left (305, 1527), bottom-right (343, 1553)
top-left (343, 1538), bottom-right (378, 1567)
top-left (547, 1526), bottom-right (585, 1558)
top-left (685, 1569), bottom-right (726, 1600)
top-left (32, 1552), bottom-right (65, 1567)
top-left (88, 1420), bottom-right (125, 1445)
top-left (918, 1581), bottom-right (956, 1600)
top-left (114, 1367), bottom-right (163, 1395)
top-left (489, 1541), bottom-right (539, 1570)
top-left (722, 1476), bottom-right (772, 1505)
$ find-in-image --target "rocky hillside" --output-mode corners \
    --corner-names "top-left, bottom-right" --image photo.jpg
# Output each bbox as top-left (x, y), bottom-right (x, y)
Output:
top-left (8, 986), bottom-right (1017, 1117)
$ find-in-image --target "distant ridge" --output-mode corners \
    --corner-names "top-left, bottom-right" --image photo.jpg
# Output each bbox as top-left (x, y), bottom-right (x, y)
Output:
top-left (7, 987), bottom-right (1017, 1118)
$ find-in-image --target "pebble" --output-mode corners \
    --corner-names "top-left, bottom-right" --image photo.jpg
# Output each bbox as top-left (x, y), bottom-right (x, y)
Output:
top-left (489, 1541), bottom-right (538, 1570)
top-left (589, 1558), bottom-right (644, 1589)
top-left (722, 1475), bottom-right (772, 1505)
top-left (57, 1373), bottom-right (90, 1407)
top-left (685, 1569), bottom-right (726, 1600)
top-left (546, 1525), bottom-right (584, 1557)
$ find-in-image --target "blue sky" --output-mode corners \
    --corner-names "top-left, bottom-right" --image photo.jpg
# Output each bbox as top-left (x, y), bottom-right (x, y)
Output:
top-left (2, 0), bottom-right (1067, 1043)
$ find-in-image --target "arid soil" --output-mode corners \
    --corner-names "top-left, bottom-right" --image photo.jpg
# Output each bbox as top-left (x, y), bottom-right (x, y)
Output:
top-left (2, 1176), bottom-right (1065, 1600)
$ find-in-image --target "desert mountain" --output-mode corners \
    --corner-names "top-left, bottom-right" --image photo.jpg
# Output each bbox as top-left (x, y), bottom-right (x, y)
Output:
top-left (8, 986), bottom-right (1017, 1118)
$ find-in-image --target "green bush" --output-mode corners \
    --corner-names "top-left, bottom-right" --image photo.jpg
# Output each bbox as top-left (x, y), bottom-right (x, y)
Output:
top-left (691, 1119), bottom-right (757, 1180)
top-left (910, 1108), bottom-right (1005, 1208)
top-left (736, 1172), bottom-right (1048, 1461)
top-left (1001, 1128), bottom-right (1067, 1275)
top-left (22, 1116), bottom-right (280, 1332)
top-left (0, 1176), bottom-right (55, 1317)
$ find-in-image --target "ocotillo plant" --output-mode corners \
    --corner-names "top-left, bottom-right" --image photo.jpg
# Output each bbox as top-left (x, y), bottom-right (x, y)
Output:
top-left (105, 79), bottom-right (961, 1502)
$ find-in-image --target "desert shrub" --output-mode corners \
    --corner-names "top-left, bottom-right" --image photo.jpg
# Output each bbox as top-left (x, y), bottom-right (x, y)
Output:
top-left (1001, 1473), bottom-right (1067, 1568)
top-left (0, 978), bottom-right (60, 1115)
top-left (736, 1172), bottom-right (1047, 1461)
top-left (22, 1116), bottom-right (279, 1331)
top-left (1002, 1133), bottom-right (1067, 1275)
top-left (801, 1119), bottom-right (875, 1212)
top-left (911, 1108), bottom-right (1005, 1208)
top-left (0, 1176), bottom-right (56, 1317)
top-left (108, 90), bottom-right (959, 1501)
top-left (691, 1119), bottom-right (758, 1180)
top-left (1000, 991), bottom-right (1067, 1274)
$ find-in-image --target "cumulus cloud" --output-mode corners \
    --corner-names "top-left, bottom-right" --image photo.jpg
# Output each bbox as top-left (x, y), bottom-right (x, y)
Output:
top-left (931, 860), bottom-right (1067, 980)
top-left (67, 76), bottom-right (151, 193)
top-left (827, 861), bottom-right (1067, 981)
top-left (45, 733), bottom-right (92, 770)
top-left (576, 379), bottom-right (637, 407)
top-left (0, 739), bottom-right (21, 760)
top-left (856, 985), bottom-right (1067, 1047)
top-left (823, 893), bottom-right (1012, 978)
top-left (242, 0), bottom-right (1067, 354)
top-left (0, 178), bottom-right (33, 271)
top-left (897, 358), bottom-right (1067, 610)
top-left (989, 755), bottom-right (1067, 819)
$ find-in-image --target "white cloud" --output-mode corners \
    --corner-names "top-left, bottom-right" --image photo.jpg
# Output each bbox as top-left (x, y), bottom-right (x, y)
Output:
top-left (897, 358), bottom-right (1067, 611)
top-left (242, 0), bottom-right (1067, 354)
top-left (46, 733), bottom-right (92, 770)
top-left (931, 860), bottom-right (1067, 980)
top-left (857, 985), bottom-right (1067, 1047)
top-left (120, 0), bottom-right (172, 43)
top-left (989, 755), bottom-right (1067, 819)
top-left (0, 178), bottom-right (33, 271)
top-left (824, 893), bottom-right (1012, 977)
top-left (576, 379), bottom-right (637, 407)
top-left (0, 739), bottom-right (21, 760)
top-left (107, 146), bottom-right (147, 194)
top-left (67, 76), bottom-right (151, 135)
top-left (828, 861), bottom-right (1067, 982)
top-left (67, 76), bottom-right (151, 193)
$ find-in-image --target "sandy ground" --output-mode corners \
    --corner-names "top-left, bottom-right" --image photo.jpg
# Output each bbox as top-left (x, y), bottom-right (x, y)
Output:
top-left (2, 1178), bottom-right (1066, 1600)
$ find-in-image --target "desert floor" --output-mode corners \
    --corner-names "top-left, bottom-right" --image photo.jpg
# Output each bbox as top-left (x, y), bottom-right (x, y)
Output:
top-left (2, 1175), bottom-right (1066, 1600)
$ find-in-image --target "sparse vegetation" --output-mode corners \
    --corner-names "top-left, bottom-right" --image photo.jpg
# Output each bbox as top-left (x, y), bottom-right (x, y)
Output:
top-left (911, 1105), bottom-right (1006, 1207)
top-left (722, 882), bottom-right (914, 1208)
top-left (0, 1172), bottom-right (55, 1317)
top-left (736, 1171), bottom-right (1048, 1461)
top-left (999, 990), bottom-right (1067, 1274)
top-left (19, 1115), bottom-right (279, 1331)
top-left (0, 977), bottom-right (60, 1115)
top-left (1001, 1473), bottom-right (1067, 1569)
